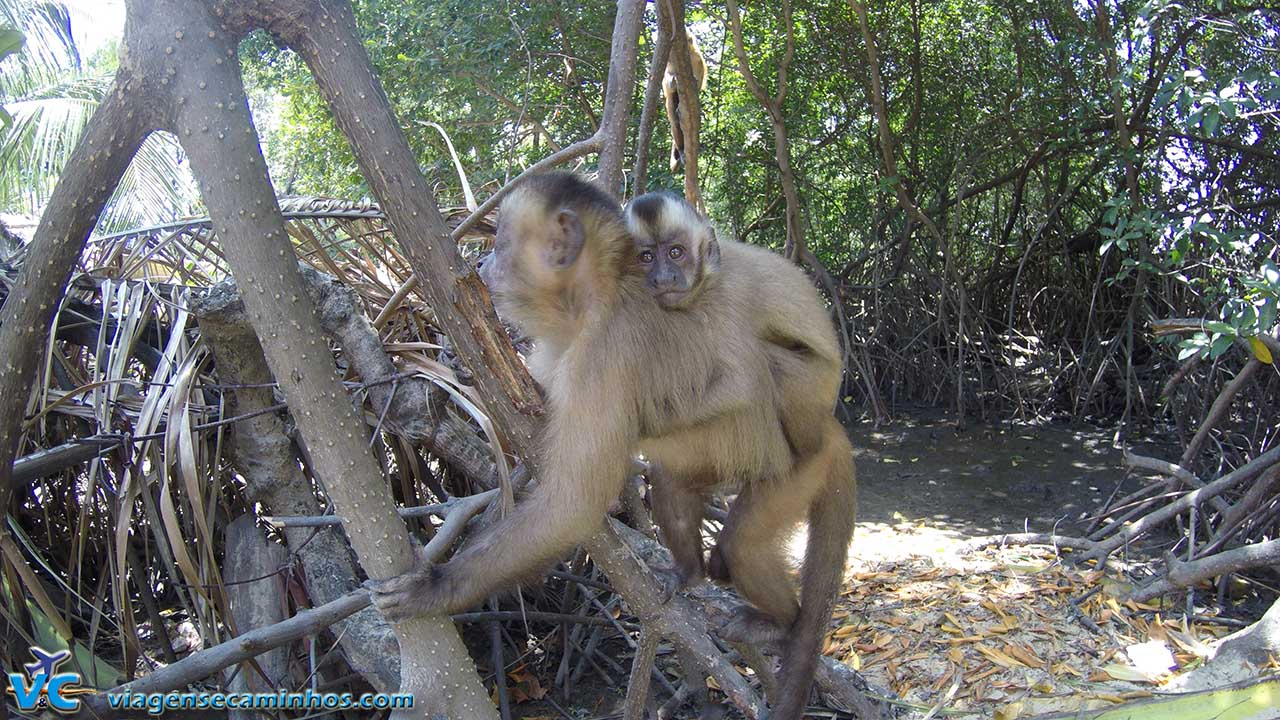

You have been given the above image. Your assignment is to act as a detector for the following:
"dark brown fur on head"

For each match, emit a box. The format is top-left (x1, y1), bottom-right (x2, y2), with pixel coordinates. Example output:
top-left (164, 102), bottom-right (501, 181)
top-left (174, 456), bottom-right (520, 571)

top-left (480, 172), bottom-right (633, 335)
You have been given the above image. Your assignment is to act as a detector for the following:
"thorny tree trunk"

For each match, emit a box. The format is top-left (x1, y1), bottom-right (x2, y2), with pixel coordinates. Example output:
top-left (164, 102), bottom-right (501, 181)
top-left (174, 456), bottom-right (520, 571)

top-left (169, 4), bottom-right (490, 715)
top-left (724, 0), bottom-right (803, 260)
top-left (195, 284), bottom-right (402, 691)
top-left (0, 0), bottom-right (492, 716)
top-left (0, 92), bottom-right (145, 512)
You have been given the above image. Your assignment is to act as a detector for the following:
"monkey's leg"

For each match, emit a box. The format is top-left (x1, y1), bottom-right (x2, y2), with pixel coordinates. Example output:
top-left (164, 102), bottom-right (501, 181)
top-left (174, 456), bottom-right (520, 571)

top-left (649, 462), bottom-right (707, 591)
top-left (664, 83), bottom-right (685, 172)
top-left (775, 419), bottom-right (857, 720)
top-left (713, 477), bottom-right (810, 636)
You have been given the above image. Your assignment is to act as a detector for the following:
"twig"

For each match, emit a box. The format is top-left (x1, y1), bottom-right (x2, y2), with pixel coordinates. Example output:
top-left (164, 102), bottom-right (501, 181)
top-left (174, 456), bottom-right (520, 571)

top-left (1134, 538), bottom-right (1280, 602)
top-left (1068, 587), bottom-right (1104, 636)
top-left (958, 532), bottom-right (1102, 554)
top-left (451, 610), bottom-right (615, 626)
top-left (423, 489), bottom-right (499, 564)
top-left (73, 591), bottom-right (371, 717)
top-left (263, 493), bottom-right (485, 528)
top-left (624, 628), bottom-right (661, 720)
top-left (1081, 447), bottom-right (1280, 563)
top-left (1124, 451), bottom-right (1200, 488)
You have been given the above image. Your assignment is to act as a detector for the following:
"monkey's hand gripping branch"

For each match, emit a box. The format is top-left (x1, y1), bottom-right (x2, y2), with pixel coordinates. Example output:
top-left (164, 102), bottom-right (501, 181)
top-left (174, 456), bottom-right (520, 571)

top-left (366, 489), bottom-right (499, 620)
top-left (370, 389), bottom-right (636, 620)
top-left (367, 555), bottom-right (456, 621)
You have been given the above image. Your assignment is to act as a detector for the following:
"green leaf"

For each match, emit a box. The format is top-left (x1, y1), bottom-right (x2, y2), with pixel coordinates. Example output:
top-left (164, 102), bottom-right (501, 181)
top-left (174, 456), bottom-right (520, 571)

top-left (1202, 107), bottom-right (1220, 135)
top-left (0, 27), bottom-right (24, 59)
top-left (1208, 334), bottom-right (1234, 358)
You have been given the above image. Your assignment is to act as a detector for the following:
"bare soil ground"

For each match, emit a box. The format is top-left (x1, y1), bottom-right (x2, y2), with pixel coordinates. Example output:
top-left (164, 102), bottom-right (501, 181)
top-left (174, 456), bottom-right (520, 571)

top-left (851, 414), bottom-right (1143, 558)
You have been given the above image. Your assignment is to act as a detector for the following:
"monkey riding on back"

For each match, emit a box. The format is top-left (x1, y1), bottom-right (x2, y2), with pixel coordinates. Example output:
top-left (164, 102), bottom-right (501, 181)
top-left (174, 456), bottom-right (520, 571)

top-left (369, 173), bottom-right (856, 720)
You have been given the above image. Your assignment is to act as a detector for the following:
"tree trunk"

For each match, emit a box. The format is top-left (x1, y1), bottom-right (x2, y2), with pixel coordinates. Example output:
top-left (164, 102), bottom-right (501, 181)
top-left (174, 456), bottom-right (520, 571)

top-left (222, 514), bottom-right (288, 720)
top-left (195, 285), bottom-right (402, 691)
top-left (0, 89), bottom-right (146, 511)
top-left (633, 19), bottom-right (672, 195)
top-left (596, 0), bottom-right (646, 197)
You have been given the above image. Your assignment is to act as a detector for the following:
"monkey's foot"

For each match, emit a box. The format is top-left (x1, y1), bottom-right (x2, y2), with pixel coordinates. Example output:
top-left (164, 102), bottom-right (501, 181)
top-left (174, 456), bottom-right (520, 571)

top-left (653, 565), bottom-right (702, 603)
top-left (716, 607), bottom-right (787, 646)
top-left (706, 545), bottom-right (731, 583)
top-left (365, 560), bottom-right (452, 621)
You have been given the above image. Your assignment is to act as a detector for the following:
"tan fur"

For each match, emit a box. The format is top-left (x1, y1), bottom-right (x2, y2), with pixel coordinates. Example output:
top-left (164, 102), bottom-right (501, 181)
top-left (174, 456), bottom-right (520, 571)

top-left (664, 34), bottom-right (708, 173)
top-left (370, 174), bottom-right (854, 720)
top-left (625, 193), bottom-right (857, 720)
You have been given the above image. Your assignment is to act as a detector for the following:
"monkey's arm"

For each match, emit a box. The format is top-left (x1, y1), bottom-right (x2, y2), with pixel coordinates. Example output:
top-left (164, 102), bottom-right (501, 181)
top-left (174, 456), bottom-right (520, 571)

top-left (369, 376), bottom-right (638, 619)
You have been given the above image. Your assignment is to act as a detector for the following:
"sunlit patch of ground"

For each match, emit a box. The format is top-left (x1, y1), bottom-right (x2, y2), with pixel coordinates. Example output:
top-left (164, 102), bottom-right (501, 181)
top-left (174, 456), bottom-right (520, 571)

top-left (829, 544), bottom-right (1250, 718)
top-left (818, 417), bottom-right (1254, 718)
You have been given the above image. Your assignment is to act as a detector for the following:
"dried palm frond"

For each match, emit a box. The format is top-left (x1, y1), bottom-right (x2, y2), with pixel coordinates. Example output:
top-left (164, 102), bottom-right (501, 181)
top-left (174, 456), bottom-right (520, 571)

top-left (3, 200), bottom-right (499, 678)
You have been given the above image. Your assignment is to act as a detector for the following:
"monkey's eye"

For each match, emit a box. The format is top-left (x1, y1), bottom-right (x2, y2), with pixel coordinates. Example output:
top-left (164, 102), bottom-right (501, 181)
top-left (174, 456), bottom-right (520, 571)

top-left (638, 250), bottom-right (655, 264)
top-left (668, 246), bottom-right (685, 260)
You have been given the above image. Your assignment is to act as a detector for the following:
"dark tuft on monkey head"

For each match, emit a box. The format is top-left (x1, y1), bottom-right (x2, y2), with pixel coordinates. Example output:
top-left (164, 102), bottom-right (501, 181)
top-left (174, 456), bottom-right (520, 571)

top-left (624, 192), bottom-right (721, 310)
top-left (481, 172), bottom-right (630, 332)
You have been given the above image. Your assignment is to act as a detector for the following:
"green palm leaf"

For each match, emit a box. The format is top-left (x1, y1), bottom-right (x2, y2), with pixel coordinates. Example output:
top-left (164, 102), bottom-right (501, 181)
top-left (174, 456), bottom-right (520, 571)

top-left (0, 0), bottom-right (195, 233)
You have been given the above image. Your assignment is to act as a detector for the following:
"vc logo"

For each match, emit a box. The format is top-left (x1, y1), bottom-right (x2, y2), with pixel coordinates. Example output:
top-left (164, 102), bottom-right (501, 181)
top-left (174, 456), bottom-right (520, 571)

top-left (6, 647), bottom-right (84, 713)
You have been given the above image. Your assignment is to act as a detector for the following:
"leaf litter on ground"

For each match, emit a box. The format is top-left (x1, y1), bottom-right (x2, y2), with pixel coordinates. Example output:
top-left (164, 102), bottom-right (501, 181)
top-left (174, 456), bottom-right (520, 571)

top-left (823, 544), bottom-right (1244, 718)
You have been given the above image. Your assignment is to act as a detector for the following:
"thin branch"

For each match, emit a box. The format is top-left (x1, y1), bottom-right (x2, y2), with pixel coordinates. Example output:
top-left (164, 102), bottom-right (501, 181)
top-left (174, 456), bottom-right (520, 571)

top-left (623, 628), bottom-right (660, 720)
top-left (1135, 537), bottom-right (1280, 602)
top-left (1082, 447), bottom-right (1280, 563)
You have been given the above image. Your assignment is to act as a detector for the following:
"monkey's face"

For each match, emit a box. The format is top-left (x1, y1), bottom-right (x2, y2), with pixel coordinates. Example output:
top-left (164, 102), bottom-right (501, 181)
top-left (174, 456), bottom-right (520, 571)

top-left (481, 190), bottom-right (586, 322)
top-left (626, 193), bottom-right (721, 310)
top-left (635, 228), bottom-right (719, 309)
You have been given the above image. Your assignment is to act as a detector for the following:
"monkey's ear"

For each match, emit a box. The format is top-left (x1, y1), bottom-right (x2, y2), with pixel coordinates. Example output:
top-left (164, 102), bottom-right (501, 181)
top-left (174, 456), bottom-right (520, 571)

top-left (704, 233), bottom-right (722, 272)
top-left (546, 209), bottom-right (586, 269)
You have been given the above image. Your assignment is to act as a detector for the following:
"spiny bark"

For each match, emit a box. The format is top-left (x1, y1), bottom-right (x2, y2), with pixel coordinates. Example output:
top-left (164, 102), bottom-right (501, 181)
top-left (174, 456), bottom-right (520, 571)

top-left (154, 2), bottom-right (490, 715)
top-left (195, 285), bottom-right (401, 691)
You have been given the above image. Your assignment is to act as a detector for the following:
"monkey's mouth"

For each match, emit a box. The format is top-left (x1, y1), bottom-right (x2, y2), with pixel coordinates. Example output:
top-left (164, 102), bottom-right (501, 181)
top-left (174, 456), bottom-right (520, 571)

top-left (654, 291), bottom-right (690, 308)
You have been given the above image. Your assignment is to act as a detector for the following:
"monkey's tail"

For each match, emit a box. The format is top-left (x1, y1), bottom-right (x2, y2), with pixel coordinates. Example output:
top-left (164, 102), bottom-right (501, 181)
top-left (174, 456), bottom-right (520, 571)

top-left (775, 422), bottom-right (857, 720)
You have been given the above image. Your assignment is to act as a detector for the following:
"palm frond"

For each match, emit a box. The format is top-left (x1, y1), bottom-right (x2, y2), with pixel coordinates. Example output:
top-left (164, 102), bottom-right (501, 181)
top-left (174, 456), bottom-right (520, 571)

top-left (0, 0), bottom-right (77, 83)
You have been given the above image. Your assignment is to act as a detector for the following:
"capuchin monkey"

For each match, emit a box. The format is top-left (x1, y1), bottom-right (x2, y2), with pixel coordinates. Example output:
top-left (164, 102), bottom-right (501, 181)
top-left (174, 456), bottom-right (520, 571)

top-left (664, 33), bottom-right (707, 173)
top-left (369, 173), bottom-right (855, 720)
top-left (625, 188), bottom-right (855, 625)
